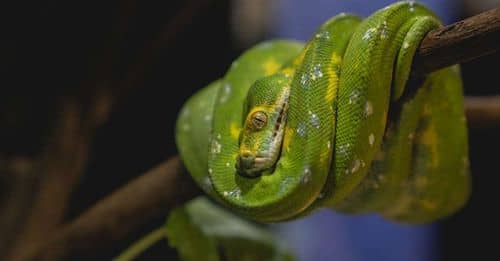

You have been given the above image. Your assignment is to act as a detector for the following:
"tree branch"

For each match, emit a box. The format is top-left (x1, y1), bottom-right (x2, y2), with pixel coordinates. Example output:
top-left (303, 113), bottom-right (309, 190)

top-left (465, 96), bottom-right (500, 128)
top-left (413, 7), bottom-right (500, 75)
top-left (23, 156), bottom-right (202, 260)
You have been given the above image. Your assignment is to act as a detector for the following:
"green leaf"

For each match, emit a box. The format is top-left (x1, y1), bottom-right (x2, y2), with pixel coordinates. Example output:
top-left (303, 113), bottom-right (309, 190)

top-left (165, 197), bottom-right (295, 261)
top-left (166, 201), bottom-right (219, 261)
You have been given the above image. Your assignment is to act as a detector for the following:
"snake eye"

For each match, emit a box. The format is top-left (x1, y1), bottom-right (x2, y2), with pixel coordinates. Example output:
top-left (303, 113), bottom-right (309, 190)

top-left (250, 111), bottom-right (267, 130)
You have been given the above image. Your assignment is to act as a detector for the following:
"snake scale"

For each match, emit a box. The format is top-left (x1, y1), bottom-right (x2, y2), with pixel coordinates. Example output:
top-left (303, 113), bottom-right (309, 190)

top-left (176, 1), bottom-right (470, 223)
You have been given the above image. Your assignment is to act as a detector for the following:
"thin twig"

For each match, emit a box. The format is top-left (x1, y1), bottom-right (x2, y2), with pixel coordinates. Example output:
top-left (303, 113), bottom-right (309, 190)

top-left (114, 226), bottom-right (168, 261)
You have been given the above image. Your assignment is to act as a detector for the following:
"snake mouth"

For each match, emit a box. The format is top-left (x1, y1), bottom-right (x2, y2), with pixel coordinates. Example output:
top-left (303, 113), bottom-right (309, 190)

top-left (237, 118), bottom-right (288, 178)
top-left (236, 155), bottom-right (274, 178)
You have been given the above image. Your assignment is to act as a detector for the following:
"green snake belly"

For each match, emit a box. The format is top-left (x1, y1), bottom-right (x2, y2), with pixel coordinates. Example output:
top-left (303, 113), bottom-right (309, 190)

top-left (175, 1), bottom-right (470, 223)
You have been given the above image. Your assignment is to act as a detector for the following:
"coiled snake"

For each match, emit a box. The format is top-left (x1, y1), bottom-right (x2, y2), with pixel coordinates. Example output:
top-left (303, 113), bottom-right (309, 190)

top-left (176, 1), bottom-right (470, 223)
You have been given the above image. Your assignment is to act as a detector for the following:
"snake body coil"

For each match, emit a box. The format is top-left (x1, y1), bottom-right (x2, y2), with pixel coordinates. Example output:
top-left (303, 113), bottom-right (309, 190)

top-left (176, 1), bottom-right (470, 223)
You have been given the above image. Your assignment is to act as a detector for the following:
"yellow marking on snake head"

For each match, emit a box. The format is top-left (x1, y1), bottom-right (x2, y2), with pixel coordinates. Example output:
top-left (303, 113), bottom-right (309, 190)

top-left (263, 58), bottom-right (281, 75)
top-left (230, 122), bottom-right (241, 139)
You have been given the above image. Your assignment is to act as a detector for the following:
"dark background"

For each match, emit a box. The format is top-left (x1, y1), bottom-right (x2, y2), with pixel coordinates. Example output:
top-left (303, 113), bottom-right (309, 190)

top-left (1, 0), bottom-right (499, 260)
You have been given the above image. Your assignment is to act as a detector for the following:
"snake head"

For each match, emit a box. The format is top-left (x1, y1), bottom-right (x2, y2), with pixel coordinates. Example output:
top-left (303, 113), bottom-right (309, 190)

top-left (236, 74), bottom-right (290, 177)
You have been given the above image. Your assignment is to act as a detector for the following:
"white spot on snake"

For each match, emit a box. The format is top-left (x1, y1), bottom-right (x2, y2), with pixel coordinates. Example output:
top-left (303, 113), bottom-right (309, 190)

top-left (309, 111), bottom-right (321, 129)
top-left (231, 61), bottom-right (239, 68)
top-left (296, 122), bottom-right (307, 137)
top-left (302, 167), bottom-right (312, 184)
top-left (311, 64), bottom-right (323, 80)
top-left (315, 31), bottom-right (330, 40)
top-left (362, 27), bottom-right (377, 41)
top-left (351, 159), bottom-right (361, 173)
top-left (211, 140), bottom-right (221, 154)
top-left (408, 132), bottom-right (415, 141)
top-left (216, 133), bottom-right (221, 140)
top-left (364, 101), bottom-right (373, 117)
top-left (208, 168), bottom-right (213, 174)
top-left (223, 191), bottom-right (229, 196)
top-left (349, 89), bottom-right (362, 105)
top-left (327, 140), bottom-right (331, 149)
top-left (369, 133), bottom-right (375, 146)
top-left (318, 192), bottom-right (326, 199)
top-left (339, 12), bottom-right (347, 17)
top-left (204, 114), bottom-right (212, 122)
top-left (300, 74), bottom-right (310, 89)
top-left (279, 177), bottom-right (295, 195)
top-left (225, 162), bottom-right (230, 167)
top-left (338, 143), bottom-right (351, 158)
top-left (408, 1), bottom-right (416, 11)
top-left (403, 42), bottom-right (410, 49)
top-left (380, 21), bottom-right (389, 39)
top-left (227, 189), bottom-right (241, 199)
top-left (181, 123), bottom-right (190, 131)
top-left (361, 160), bottom-right (366, 168)
top-left (218, 83), bottom-right (232, 104)
top-left (181, 108), bottom-right (190, 118)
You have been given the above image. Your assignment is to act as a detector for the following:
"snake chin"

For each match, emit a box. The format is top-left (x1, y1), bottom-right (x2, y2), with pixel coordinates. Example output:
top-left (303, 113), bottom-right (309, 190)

top-left (236, 155), bottom-right (275, 178)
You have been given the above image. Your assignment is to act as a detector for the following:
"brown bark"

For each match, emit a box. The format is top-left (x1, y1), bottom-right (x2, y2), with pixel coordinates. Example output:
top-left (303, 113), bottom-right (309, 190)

top-left (413, 7), bottom-right (500, 75)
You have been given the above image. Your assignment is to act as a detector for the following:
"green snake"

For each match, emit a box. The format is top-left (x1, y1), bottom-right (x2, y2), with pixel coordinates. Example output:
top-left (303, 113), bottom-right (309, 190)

top-left (176, 1), bottom-right (470, 223)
